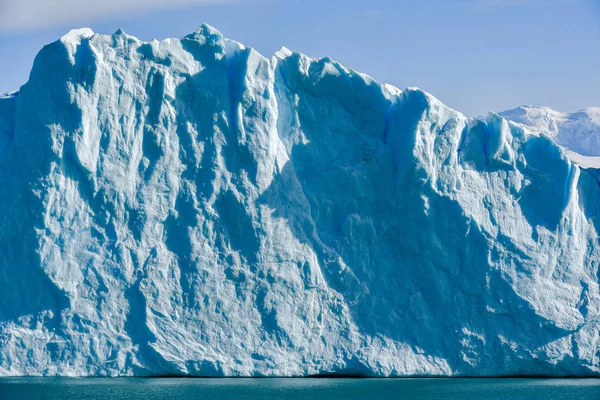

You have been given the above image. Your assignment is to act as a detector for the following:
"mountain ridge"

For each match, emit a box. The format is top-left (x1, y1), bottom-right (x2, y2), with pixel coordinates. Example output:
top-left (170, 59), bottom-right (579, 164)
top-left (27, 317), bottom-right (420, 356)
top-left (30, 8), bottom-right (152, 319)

top-left (499, 105), bottom-right (600, 159)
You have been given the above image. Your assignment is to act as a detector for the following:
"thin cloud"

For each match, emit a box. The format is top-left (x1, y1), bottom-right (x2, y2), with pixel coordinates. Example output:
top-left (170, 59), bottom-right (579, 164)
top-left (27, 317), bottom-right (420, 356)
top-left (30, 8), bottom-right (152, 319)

top-left (0, 0), bottom-right (242, 32)
top-left (474, 0), bottom-right (573, 8)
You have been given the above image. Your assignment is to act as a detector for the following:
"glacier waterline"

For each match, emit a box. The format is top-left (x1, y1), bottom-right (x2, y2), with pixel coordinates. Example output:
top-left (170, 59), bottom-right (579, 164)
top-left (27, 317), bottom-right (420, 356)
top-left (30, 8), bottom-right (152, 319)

top-left (0, 24), bottom-right (599, 377)
top-left (1, 378), bottom-right (600, 400)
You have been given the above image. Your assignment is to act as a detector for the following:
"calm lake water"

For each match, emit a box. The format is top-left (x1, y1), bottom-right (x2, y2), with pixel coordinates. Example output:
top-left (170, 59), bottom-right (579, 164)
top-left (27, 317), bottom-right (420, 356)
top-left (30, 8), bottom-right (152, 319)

top-left (0, 377), bottom-right (598, 400)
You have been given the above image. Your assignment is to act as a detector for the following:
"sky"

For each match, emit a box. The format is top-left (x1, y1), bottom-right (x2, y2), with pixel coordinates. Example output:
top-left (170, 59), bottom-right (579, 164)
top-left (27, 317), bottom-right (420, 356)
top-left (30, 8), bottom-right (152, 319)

top-left (0, 0), bottom-right (599, 116)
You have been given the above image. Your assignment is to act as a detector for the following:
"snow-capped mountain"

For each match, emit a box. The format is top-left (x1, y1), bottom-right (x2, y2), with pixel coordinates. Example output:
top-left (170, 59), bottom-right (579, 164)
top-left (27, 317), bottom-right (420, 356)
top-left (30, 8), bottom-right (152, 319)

top-left (500, 105), bottom-right (600, 157)
top-left (0, 25), bottom-right (599, 377)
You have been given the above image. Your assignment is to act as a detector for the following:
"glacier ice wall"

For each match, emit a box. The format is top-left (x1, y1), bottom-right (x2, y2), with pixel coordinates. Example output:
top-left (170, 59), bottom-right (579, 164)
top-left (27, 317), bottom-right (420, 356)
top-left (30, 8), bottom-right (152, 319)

top-left (0, 25), bottom-right (599, 377)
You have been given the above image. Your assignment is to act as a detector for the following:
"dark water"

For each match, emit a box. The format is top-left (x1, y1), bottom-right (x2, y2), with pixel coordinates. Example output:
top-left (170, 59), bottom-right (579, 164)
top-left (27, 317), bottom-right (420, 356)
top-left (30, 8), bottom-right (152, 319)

top-left (0, 378), bottom-right (599, 400)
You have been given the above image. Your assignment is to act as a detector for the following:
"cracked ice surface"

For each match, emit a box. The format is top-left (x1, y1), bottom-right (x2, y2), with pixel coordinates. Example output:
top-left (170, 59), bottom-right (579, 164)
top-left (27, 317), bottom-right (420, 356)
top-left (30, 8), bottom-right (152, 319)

top-left (0, 24), bottom-right (599, 377)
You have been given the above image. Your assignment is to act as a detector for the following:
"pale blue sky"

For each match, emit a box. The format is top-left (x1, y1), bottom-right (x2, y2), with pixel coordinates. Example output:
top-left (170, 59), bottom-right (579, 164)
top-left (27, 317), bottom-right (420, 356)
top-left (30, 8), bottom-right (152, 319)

top-left (0, 0), bottom-right (599, 116)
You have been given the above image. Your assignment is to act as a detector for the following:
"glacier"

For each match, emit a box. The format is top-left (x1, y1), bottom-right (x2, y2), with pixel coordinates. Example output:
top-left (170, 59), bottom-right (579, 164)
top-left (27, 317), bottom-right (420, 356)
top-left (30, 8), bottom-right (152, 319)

top-left (0, 24), bottom-right (599, 377)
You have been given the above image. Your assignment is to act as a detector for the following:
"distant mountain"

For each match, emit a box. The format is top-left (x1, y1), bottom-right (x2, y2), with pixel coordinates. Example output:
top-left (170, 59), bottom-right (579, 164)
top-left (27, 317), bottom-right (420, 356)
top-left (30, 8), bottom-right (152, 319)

top-left (500, 105), bottom-right (600, 157)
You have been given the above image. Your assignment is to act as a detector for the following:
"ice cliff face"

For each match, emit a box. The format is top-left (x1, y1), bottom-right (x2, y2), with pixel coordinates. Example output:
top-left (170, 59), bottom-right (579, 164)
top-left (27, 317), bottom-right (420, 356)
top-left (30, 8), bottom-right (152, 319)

top-left (0, 25), bottom-right (599, 377)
